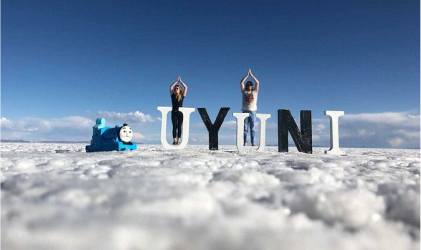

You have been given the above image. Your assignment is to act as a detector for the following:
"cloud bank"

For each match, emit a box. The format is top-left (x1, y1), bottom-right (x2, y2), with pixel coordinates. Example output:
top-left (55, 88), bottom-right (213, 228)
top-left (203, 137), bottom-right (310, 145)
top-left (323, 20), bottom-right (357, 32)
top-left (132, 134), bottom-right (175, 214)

top-left (94, 111), bottom-right (158, 123)
top-left (1, 110), bottom-right (159, 142)
top-left (1, 116), bottom-right (94, 141)
top-left (341, 112), bottom-right (419, 148)
top-left (309, 112), bottom-right (419, 148)
top-left (1, 111), bottom-right (419, 148)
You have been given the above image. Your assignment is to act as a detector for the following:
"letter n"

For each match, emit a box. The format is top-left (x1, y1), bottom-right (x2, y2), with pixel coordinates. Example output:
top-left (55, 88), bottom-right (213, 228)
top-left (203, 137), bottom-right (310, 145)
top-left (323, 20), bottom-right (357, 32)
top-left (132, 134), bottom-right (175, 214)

top-left (278, 109), bottom-right (312, 154)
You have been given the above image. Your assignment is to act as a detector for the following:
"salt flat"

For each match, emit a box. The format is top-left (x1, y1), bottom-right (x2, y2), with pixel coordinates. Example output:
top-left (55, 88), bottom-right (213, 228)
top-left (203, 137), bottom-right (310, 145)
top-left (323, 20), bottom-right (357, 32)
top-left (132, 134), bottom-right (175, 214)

top-left (1, 143), bottom-right (419, 250)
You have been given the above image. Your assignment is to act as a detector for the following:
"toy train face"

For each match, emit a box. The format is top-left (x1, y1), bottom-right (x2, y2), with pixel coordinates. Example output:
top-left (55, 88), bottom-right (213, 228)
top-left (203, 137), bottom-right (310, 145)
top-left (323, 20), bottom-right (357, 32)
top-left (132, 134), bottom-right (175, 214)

top-left (119, 125), bottom-right (133, 143)
top-left (86, 118), bottom-right (137, 152)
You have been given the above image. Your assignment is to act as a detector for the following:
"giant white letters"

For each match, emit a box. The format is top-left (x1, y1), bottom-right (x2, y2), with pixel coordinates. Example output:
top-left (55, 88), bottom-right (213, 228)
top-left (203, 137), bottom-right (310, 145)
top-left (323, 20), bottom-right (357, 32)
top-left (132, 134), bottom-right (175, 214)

top-left (156, 106), bottom-right (346, 155)
top-left (232, 113), bottom-right (271, 154)
top-left (157, 107), bottom-right (195, 150)
top-left (256, 114), bottom-right (271, 152)
top-left (233, 113), bottom-right (249, 154)
top-left (324, 111), bottom-right (346, 155)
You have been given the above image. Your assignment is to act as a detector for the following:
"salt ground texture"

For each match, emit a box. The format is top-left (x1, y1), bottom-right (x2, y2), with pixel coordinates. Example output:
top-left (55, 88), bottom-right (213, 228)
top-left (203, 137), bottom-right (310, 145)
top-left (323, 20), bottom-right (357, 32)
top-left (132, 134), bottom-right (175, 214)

top-left (1, 143), bottom-right (420, 250)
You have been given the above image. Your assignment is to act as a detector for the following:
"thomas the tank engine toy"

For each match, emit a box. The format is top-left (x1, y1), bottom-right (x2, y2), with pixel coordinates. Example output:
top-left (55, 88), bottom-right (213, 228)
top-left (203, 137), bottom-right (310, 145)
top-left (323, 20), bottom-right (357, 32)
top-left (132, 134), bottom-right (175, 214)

top-left (86, 118), bottom-right (137, 152)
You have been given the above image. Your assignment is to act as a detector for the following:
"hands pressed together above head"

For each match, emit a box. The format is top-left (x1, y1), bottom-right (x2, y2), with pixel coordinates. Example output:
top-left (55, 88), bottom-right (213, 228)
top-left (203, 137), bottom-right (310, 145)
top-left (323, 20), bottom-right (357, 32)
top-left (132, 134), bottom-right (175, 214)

top-left (240, 69), bottom-right (259, 92)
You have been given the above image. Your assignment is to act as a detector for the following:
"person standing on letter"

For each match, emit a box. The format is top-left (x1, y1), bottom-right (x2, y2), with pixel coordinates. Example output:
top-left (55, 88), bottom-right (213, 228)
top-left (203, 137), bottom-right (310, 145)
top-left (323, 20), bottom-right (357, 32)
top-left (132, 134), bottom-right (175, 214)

top-left (240, 69), bottom-right (259, 146)
top-left (170, 76), bottom-right (188, 145)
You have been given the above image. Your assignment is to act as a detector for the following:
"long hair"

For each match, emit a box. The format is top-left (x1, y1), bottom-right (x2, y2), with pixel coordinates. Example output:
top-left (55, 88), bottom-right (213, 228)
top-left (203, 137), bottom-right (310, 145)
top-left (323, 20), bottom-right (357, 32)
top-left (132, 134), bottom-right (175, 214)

top-left (175, 85), bottom-right (183, 101)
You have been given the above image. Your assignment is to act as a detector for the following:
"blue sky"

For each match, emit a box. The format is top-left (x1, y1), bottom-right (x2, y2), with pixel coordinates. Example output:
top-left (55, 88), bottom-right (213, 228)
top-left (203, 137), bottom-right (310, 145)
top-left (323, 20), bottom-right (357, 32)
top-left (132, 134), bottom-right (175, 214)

top-left (2, 0), bottom-right (420, 148)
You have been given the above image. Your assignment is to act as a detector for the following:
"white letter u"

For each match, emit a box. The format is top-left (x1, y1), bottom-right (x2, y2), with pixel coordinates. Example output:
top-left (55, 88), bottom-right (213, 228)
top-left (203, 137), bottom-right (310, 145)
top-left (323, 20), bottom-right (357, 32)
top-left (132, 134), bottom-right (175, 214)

top-left (233, 113), bottom-right (271, 154)
top-left (157, 107), bottom-right (195, 149)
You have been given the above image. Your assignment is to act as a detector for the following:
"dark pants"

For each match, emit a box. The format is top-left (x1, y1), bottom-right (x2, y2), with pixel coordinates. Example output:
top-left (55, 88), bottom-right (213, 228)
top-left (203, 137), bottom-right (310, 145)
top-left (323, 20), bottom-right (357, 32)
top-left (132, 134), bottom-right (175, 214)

top-left (171, 111), bottom-right (183, 138)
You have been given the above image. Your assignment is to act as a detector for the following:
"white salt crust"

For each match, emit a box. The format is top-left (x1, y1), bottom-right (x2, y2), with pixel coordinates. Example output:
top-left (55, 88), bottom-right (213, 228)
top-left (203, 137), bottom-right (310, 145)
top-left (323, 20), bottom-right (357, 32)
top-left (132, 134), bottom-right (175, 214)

top-left (1, 143), bottom-right (419, 250)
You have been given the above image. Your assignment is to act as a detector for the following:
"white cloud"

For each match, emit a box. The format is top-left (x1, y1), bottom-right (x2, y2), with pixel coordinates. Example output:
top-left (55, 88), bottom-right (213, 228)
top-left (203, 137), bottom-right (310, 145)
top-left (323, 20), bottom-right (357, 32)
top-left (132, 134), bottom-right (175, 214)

top-left (133, 132), bottom-right (145, 140)
top-left (388, 137), bottom-right (404, 148)
top-left (220, 120), bottom-right (237, 130)
top-left (95, 111), bottom-right (157, 123)
top-left (312, 112), bottom-right (420, 148)
top-left (1, 116), bottom-right (94, 141)
top-left (342, 112), bottom-right (420, 127)
top-left (1, 110), bottom-right (158, 142)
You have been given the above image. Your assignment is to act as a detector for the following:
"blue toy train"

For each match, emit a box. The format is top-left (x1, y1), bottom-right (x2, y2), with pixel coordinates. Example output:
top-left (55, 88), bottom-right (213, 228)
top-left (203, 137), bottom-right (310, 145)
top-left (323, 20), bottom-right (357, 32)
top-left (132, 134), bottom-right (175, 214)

top-left (86, 118), bottom-right (137, 152)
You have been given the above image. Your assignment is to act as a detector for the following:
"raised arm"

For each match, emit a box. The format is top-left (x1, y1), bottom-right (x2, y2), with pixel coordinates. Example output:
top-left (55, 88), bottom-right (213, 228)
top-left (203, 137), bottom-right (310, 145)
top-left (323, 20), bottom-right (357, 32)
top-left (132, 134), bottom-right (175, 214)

top-left (179, 78), bottom-right (188, 97)
top-left (240, 71), bottom-right (250, 91)
top-left (249, 70), bottom-right (259, 92)
top-left (169, 77), bottom-right (180, 95)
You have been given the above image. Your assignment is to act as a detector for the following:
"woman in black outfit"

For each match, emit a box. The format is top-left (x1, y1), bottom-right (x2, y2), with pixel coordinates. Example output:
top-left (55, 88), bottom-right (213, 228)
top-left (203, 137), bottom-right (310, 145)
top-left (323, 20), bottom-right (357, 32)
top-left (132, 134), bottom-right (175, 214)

top-left (170, 76), bottom-right (188, 145)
